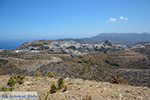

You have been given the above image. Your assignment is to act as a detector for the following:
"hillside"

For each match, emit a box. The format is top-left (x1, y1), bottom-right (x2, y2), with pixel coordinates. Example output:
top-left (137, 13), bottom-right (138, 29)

top-left (1, 51), bottom-right (150, 88)
top-left (0, 75), bottom-right (150, 100)
top-left (1, 39), bottom-right (150, 100)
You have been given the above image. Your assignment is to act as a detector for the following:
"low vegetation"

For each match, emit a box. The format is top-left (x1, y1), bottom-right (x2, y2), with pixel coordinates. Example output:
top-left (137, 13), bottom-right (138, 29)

top-left (47, 71), bottom-right (55, 78)
top-left (7, 74), bottom-right (25, 86)
top-left (82, 95), bottom-right (92, 100)
top-left (0, 86), bottom-right (14, 92)
top-left (50, 77), bottom-right (65, 94)
top-left (57, 77), bottom-right (64, 89)
top-left (108, 72), bottom-right (129, 85)
top-left (35, 71), bottom-right (41, 77)
top-left (0, 50), bottom-right (11, 55)
top-left (50, 82), bottom-right (58, 93)
top-left (66, 52), bottom-right (119, 68)
top-left (0, 59), bottom-right (9, 64)
top-left (0, 74), bottom-right (25, 91)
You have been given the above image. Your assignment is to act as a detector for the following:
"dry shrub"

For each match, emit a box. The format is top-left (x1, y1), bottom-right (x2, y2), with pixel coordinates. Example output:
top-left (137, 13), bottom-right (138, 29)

top-left (50, 82), bottom-right (58, 93)
top-left (83, 95), bottom-right (92, 100)
top-left (63, 84), bottom-right (67, 92)
top-left (57, 77), bottom-right (64, 89)
top-left (35, 71), bottom-right (41, 77)
top-left (108, 72), bottom-right (129, 85)
top-left (44, 77), bottom-right (48, 80)
top-left (47, 71), bottom-right (55, 78)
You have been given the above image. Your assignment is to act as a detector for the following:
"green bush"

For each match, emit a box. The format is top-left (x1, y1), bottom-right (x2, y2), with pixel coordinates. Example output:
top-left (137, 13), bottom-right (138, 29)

top-left (18, 80), bottom-right (24, 84)
top-left (47, 71), bottom-right (54, 78)
top-left (7, 75), bottom-right (25, 86)
top-left (52, 71), bottom-right (55, 74)
top-left (0, 87), bottom-right (7, 91)
top-left (44, 77), bottom-right (48, 80)
top-left (13, 75), bottom-right (17, 79)
top-left (57, 77), bottom-right (64, 89)
top-left (20, 76), bottom-right (25, 80)
top-left (17, 74), bottom-right (21, 79)
top-left (7, 86), bottom-right (14, 91)
top-left (0, 86), bottom-right (14, 91)
top-left (9, 76), bottom-right (13, 80)
top-left (35, 71), bottom-right (41, 77)
top-left (7, 78), bottom-right (16, 86)
top-left (50, 82), bottom-right (57, 93)
top-left (1, 75), bottom-right (25, 91)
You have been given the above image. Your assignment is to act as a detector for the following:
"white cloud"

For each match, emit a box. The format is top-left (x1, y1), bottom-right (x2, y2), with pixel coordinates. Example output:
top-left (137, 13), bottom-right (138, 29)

top-left (107, 18), bottom-right (117, 22)
top-left (119, 16), bottom-right (128, 20)
top-left (120, 16), bottom-right (124, 20)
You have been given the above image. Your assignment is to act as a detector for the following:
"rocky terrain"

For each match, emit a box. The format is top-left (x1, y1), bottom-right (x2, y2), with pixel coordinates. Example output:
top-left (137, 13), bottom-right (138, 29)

top-left (0, 51), bottom-right (150, 87)
top-left (0, 75), bottom-right (150, 100)
top-left (107, 50), bottom-right (150, 69)
top-left (0, 40), bottom-right (150, 100)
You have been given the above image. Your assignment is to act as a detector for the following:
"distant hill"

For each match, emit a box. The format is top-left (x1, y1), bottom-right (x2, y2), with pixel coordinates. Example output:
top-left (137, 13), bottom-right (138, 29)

top-left (59, 33), bottom-right (150, 45)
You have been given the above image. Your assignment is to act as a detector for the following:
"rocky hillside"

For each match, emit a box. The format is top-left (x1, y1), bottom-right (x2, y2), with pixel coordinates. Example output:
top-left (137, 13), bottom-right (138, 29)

top-left (0, 75), bottom-right (150, 100)
top-left (107, 50), bottom-right (150, 69)
top-left (0, 51), bottom-right (150, 87)
top-left (17, 40), bottom-right (54, 50)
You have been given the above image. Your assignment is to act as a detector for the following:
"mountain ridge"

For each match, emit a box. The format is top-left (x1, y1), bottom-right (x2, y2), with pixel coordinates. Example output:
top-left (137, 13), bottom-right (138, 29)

top-left (58, 33), bottom-right (150, 45)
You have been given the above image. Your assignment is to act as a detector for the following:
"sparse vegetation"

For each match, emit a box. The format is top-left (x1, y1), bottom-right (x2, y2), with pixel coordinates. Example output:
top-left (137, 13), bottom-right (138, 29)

top-left (18, 80), bottom-right (24, 84)
top-left (49, 77), bottom-right (66, 94)
top-left (7, 77), bottom-right (16, 86)
top-left (67, 52), bottom-right (119, 68)
top-left (57, 77), bottom-right (64, 89)
top-left (78, 55), bottom-right (83, 59)
top-left (52, 71), bottom-right (55, 74)
top-left (0, 86), bottom-right (14, 92)
top-left (0, 75), bottom-right (25, 92)
top-left (7, 86), bottom-right (14, 91)
top-left (7, 74), bottom-right (25, 86)
top-left (63, 84), bottom-right (67, 92)
top-left (0, 59), bottom-right (9, 64)
top-left (0, 38), bottom-right (150, 99)
top-left (0, 87), bottom-right (7, 91)
top-left (44, 92), bottom-right (49, 100)
top-left (108, 72), bottom-right (129, 85)
top-left (0, 50), bottom-right (11, 55)
top-left (83, 95), bottom-right (92, 100)
top-left (50, 82), bottom-right (58, 93)
top-left (20, 76), bottom-right (25, 80)
top-left (68, 78), bottom-right (72, 81)
top-left (44, 77), bottom-right (48, 80)
top-left (35, 71), bottom-right (41, 77)
top-left (47, 71), bottom-right (55, 78)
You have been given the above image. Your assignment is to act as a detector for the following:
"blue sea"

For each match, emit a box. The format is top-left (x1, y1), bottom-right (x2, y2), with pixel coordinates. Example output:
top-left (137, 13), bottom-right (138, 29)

top-left (0, 40), bottom-right (29, 50)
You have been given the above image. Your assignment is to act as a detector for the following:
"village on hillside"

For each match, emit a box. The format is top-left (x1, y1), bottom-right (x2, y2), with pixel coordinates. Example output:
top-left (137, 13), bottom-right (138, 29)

top-left (0, 40), bottom-right (150, 100)
top-left (10, 40), bottom-right (129, 55)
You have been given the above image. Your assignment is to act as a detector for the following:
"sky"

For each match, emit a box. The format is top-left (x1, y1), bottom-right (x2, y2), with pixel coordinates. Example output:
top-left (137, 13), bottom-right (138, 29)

top-left (0, 0), bottom-right (150, 41)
